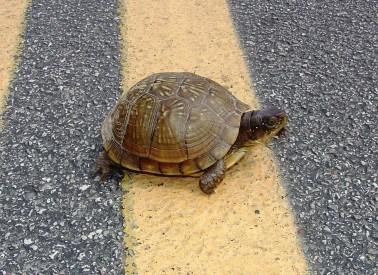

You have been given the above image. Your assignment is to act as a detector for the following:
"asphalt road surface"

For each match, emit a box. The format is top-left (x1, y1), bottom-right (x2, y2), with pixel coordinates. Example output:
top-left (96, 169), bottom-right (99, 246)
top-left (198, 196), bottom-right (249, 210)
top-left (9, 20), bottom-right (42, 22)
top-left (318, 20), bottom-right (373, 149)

top-left (0, 0), bottom-right (124, 273)
top-left (0, 0), bottom-right (377, 274)
top-left (229, 0), bottom-right (377, 274)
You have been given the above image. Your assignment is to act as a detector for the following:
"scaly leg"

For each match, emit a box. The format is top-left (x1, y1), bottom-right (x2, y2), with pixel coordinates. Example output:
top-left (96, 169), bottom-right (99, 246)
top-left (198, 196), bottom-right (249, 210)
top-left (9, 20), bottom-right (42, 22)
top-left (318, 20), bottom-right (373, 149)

top-left (199, 159), bottom-right (226, 194)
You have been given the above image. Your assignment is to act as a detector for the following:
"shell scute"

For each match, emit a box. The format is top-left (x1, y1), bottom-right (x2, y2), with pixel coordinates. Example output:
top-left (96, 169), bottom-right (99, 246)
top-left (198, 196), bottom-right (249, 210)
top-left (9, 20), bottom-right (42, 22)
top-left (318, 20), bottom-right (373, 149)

top-left (185, 104), bottom-right (223, 159)
top-left (205, 88), bottom-right (236, 118)
top-left (122, 93), bottom-right (158, 157)
top-left (149, 97), bottom-right (189, 162)
top-left (149, 80), bottom-right (177, 99)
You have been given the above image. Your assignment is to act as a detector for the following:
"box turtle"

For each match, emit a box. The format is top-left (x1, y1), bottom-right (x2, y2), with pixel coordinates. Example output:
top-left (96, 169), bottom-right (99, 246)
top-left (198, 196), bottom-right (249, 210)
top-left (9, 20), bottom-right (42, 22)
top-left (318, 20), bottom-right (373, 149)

top-left (97, 72), bottom-right (287, 194)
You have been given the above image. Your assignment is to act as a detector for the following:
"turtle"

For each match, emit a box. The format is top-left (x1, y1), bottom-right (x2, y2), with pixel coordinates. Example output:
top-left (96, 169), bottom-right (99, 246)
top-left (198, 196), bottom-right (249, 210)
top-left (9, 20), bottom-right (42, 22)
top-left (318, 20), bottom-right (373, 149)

top-left (97, 72), bottom-right (287, 194)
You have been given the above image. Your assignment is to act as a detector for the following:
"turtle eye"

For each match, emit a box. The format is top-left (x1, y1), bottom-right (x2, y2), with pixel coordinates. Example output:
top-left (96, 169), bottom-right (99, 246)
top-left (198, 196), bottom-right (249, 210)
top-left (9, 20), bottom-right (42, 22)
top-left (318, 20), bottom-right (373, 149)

top-left (266, 116), bottom-right (278, 127)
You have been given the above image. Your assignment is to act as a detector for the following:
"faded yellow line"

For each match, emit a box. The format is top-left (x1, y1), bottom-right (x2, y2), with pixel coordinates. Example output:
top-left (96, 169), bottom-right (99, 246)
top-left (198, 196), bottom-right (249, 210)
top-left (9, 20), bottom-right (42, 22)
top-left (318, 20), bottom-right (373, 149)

top-left (120, 0), bottom-right (308, 274)
top-left (0, 0), bottom-right (30, 128)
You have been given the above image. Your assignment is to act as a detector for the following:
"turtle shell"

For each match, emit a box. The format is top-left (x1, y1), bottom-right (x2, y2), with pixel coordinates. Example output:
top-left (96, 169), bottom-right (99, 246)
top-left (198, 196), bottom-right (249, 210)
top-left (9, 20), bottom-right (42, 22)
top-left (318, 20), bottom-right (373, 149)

top-left (101, 72), bottom-right (249, 175)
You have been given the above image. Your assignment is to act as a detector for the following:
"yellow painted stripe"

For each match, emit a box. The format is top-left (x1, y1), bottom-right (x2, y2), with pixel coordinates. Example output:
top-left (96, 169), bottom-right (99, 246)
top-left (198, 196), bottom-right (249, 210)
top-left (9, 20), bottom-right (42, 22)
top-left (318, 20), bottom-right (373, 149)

top-left (0, 0), bottom-right (30, 128)
top-left (120, 0), bottom-right (308, 274)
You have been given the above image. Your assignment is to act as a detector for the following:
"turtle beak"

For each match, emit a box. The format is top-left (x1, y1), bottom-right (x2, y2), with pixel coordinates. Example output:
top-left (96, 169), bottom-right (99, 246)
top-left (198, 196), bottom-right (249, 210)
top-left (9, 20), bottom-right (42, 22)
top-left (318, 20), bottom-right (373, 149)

top-left (275, 127), bottom-right (287, 138)
top-left (273, 111), bottom-right (288, 139)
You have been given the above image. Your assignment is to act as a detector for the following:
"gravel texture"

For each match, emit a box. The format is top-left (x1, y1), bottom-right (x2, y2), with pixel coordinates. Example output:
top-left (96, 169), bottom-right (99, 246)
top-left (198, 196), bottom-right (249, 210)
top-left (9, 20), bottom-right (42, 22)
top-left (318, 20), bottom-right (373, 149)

top-left (228, 0), bottom-right (377, 274)
top-left (0, 0), bottom-right (124, 273)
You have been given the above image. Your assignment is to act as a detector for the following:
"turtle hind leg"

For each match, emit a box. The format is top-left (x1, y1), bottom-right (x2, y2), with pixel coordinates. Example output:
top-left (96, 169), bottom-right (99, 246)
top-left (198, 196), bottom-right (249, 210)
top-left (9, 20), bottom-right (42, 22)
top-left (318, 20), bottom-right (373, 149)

top-left (199, 159), bottom-right (226, 194)
top-left (96, 151), bottom-right (118, 181)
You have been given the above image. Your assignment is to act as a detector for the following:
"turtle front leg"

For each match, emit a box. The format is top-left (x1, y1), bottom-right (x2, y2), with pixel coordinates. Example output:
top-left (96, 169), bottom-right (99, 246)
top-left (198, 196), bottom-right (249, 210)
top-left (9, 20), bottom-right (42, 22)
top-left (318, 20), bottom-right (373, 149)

top-left (199, 159), bottom-right (226, 194)
top-left (96, 151), bottom-right (117, 181)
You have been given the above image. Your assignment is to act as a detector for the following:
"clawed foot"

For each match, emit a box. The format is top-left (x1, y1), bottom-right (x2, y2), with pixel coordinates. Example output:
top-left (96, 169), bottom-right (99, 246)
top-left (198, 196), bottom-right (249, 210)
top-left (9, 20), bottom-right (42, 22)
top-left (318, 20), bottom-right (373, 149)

top-left (199, 160), bottom-right (225, 195)
top-left (199, 176), bottom-right (222, 194)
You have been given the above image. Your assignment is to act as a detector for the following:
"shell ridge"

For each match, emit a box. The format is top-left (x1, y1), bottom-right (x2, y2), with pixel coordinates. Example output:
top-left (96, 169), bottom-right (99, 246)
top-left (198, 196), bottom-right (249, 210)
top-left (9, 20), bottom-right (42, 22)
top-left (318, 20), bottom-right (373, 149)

top-left (118, 101), bottom-right (132, 157)
top-left (147, 99), bottom-right (161, 157)
top-left (182, 105), bottom-right (192, 159)
top-left (199, 83), bottom-right (212, 105)
top-left (140, 83), bottom-right (160, 153)
top-left (177, 76), bottom-right (192, 160)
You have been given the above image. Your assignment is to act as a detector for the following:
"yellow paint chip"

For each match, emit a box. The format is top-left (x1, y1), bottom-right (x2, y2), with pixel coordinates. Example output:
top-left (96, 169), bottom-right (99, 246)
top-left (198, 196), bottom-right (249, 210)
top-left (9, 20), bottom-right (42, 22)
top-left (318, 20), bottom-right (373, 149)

top-left (120, 0), bottom-right (308, 274)
top-left (0, 0), bottom-right (30, 128)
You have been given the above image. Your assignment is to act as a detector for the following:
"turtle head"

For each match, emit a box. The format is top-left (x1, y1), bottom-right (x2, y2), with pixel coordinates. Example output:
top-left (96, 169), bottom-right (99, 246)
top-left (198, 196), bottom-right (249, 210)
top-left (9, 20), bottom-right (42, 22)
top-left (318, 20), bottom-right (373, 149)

top-left (241, 106), bottom-right (288, 145)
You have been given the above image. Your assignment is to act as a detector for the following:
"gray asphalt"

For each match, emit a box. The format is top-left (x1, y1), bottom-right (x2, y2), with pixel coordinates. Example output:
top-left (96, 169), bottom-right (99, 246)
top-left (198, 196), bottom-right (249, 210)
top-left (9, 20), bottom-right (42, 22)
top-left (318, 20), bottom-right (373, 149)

top-left (0, 0), bottom-right (124, 274)
top-left (228, 0), bottom-right (377, 274)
